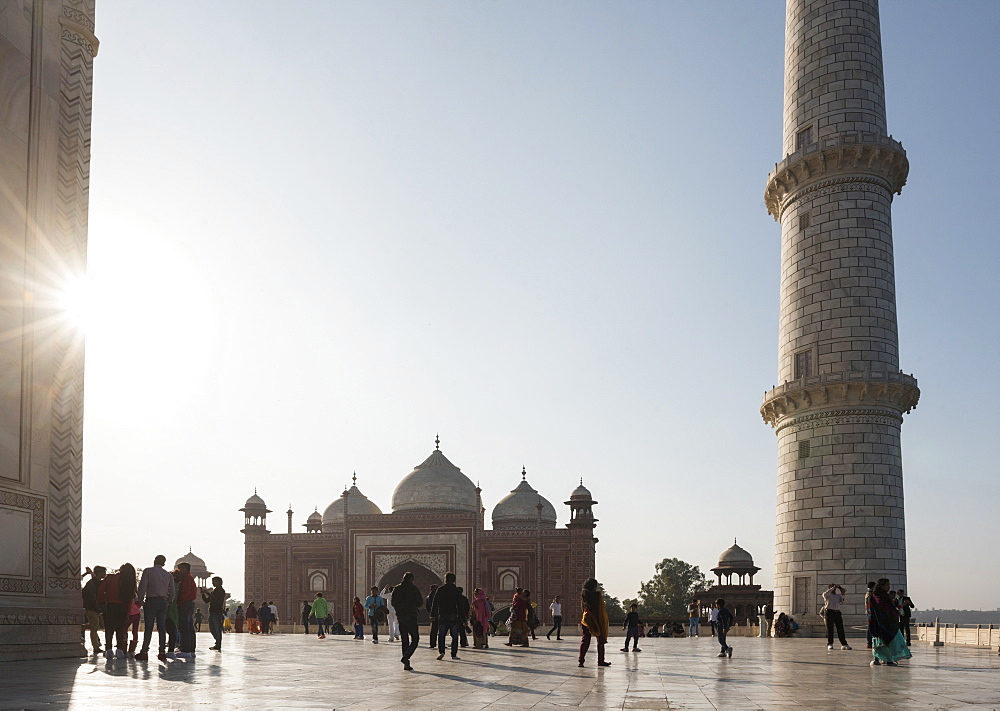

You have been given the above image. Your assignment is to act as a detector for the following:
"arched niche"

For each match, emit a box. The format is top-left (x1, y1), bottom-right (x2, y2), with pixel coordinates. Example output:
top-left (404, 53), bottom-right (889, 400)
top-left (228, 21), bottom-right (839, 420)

top-left (377, 560), bottom-right (443, 624)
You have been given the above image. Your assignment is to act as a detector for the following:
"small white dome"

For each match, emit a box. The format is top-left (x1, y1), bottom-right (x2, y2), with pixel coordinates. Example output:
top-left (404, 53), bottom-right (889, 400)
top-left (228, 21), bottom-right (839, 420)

top-left (492, 473), bottom-right (557, 529)
top-left (570, 481), bottom-right (593, 500)
top-left (717, 540), bottom-right (754, 567)
top-left (391, 446), bottom-right (477, 514)
top-left (306, 509), bottom-right (322, 523)
top-left (244, 492), bottom-right (266, 507)
top-left (322, 484), bottom-right (382, 529)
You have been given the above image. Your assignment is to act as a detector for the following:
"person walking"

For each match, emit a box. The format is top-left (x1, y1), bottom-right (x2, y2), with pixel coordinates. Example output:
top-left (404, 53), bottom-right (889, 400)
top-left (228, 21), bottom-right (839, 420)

top-left (472, 588), bottom-right (491, 649)
top-left (457, 586), bottom-right (471, 648)
top-left (715, 598), bottom-right (734, 659)
top-left (311, 593), bottom-right (329, 639)
top-left (97, 563), bottom-right (136, 659)
top-left (234, 606), bottom-right (244, 633)
top-left (431, 572), bottom-right (462, 660)
top-left (201, 576), bottom-right (228, 652)
top-left (547, 595), bottom-right (563, 640)
top-left (176, 562), bottom-right (198, 658)
top-left (82, 566), bottom-right (106, 655)
top-left (524, 590), bottom-right (539, 641)
top-left (864, 581), bottom-right (876, 648)
top-left (268, 601), bottom-right (279, 631)
top-left (621, 603), bottom-right (643, 652)
top-left (687, 599), bottom-right (701, 638)
top-left (822, 583), bottom-right (852, 650)
top-left (579, 578), bottom-right (610, 668)
top-left (761, 602), bottom-right (774, 638)
top-left (164, 569), bottom-right (182, 659)
top-left (426, 584), bottom-right (439, 648)
top-left (364, 586), bottom-right (385, 644)
top-left (301, 600), bottom-right (312, 634)
top-left (896, 589), bottom-right (914, 645)
top-left (195, 608), bottom-right (204, 632)
top-left (246, 602), bottom-right (258, 634)
top-left (134, 555), bottom-right (176, 662)
top-left (258, 602), bottom-right (271, 634)
top-left (381, 585), bottom-right (399, 642)
top-left (352, 597), bottom-right (365, 639)
top-left (392, 571), bottom-right (424, 670)
top-left (868, 579), bottom-right (911, 667)
top-left (505, 589), bottom-right (530, 648)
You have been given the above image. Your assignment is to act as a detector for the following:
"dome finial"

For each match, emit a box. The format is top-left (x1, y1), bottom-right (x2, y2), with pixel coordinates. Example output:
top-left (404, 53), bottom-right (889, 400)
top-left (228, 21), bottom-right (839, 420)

top-left (189, 546), bottom-right (192, 554)
top-left (352, 471), bottom-right (357, 486)
top-left (435, 433), bottom-right (440, 450)
top-left (580, 477), bottom-right (583, 486)
top-left (254, 487), bottom-right (257, 495)
top-left (734, 537), bottom-right (737, 545)
top-left (522, 465), bottom-right (526, 481)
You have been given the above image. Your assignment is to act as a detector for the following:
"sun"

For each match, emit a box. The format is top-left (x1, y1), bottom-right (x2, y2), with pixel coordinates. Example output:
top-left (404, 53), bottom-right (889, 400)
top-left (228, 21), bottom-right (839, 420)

top-left (56, 275), bottom-right (91, 330)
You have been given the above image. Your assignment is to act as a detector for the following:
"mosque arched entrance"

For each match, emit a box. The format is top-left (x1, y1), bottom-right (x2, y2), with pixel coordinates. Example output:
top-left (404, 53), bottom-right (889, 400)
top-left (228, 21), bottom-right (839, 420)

top-left (377, 560), bottom-right (442, 623)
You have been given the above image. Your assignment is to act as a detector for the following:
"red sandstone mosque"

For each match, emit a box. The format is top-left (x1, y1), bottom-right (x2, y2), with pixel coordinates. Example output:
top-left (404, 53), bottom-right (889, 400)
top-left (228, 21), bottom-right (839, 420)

top-left (240, 438), bottom-right (598, 625)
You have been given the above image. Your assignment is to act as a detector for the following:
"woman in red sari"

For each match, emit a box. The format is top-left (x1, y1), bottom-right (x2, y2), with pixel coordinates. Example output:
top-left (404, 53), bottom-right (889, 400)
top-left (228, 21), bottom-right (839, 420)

top-left (471, 588), bottom-right (492, 649)
top-left (245, 601), bottom-right (259, 634)
top-left (505, 589), bottom-right (530, 647)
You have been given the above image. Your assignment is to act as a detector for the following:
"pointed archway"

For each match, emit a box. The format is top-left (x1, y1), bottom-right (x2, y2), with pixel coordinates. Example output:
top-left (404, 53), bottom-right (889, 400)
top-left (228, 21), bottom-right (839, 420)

top-left (377, 560), bottom-right (443, 624)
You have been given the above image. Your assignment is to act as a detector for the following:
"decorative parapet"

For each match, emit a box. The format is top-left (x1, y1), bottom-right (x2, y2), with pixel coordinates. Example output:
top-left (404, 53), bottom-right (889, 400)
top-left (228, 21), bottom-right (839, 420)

top-left (59, 7), bottom-right (100, 57)
top-left (760, 370), bottom-right (919, 427)
top-left (764, 133), bottom-right (908, 221)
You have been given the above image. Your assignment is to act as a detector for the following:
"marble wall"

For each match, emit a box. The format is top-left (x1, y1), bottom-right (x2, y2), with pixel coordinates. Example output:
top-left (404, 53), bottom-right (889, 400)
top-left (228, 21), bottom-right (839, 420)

top-left (0, 0), bottom-right (96, 661)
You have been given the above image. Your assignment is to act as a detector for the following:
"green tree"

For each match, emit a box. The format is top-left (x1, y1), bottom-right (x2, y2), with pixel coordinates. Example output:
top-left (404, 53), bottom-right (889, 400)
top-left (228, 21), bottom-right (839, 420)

top-left (628, 558), bottom-right (708, 617)
top-left (602, 591), bottom-right (624, 619)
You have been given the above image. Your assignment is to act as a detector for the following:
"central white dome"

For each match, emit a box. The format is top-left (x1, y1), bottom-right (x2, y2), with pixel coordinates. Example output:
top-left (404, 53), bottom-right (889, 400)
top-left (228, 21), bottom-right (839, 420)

top-left (392, 447), bottom-right (478, 514)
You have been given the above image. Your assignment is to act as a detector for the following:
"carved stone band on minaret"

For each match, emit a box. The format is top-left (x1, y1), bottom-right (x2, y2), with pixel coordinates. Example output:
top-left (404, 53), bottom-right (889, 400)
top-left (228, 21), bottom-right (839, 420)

top-left (761, 370), bottom-right (919, 429)
top-left (764, 133), bottom-right (908, 221)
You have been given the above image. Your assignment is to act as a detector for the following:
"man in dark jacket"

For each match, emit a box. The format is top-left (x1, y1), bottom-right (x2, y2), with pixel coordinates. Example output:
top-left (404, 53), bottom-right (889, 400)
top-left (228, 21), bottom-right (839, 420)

top-left (82, 566), bottom-right (106, 655)
top-left (457, 587), bottom-right (471, 647)
top-left (200, 577), bottom-right (228, 651)
top-left (392, 572), bottom-right (424, 670)
top-left (430, 572), bottom-right (461, 660)
top-left (426, 584), bottom-right (439, 648)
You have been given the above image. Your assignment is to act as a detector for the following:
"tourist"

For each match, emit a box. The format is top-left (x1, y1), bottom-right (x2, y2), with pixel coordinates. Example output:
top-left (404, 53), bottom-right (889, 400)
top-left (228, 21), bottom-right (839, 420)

top-left (426, 584), bottom-right (439, 648)
top-left (647, 622), bottom-right (661, 638)
top-left (578, 578), bottom-right (610, 668)
top-left (896, 589), bottom-right (914, 645)
top-left (311, 593), bottom-right (329, 639)
top-left (135, 555), bottom-right (176, 662)
top-left (392, 571), bottom-right (424, 670)
top-left (457, 586), bottom-right (471, 647)
top-left (352, 596), bottom-right (365, 639)
top-left (81, 565), bottom-right (106, 655)
top-left (547, 595), bottom-right (563, 640)
top-left (164, 569), bottom-right (182, 658)
top-left (504, 589), bottom-right (530, 648)
top-left (258, 601), bottom-right (271, 634)
top-left (97, 562), bottom-right (136, 659)
top-left (246, 602), bottom-right (259, 634)
top-left (761, 602), bottom-right (774, 638)
top-left (822, 583), bottom-right (851, 650)
top-left (201, 576), bottom-right (228, 652)
top-left (234, 605), bottom-right (244, 633)
top-left (774, 612), bottom-right (792, 638)
top-left (431, 572), bottom-right (462, 660)
top-left (176, 562), bottom-right (198, 658)
top-left (524, 590), bottom-right (539, 641)
top-left (364, 586), bottom-right (385, 644)
top-left (621, 603), bottom-right (642, 652)
top-left (223, 608), bottom-right (233, 633)
top-left (715, 598), bottom-right (734, 658)
top-left (195, 607), bottom-right (204, 632)
top-left (864, 581), bottom-right (876, 648)
top-left (710, 602), bottom-right (719, 637)
top-left (687, 599), bottom-right (701, 637)
top-left (472, 588), bottom-right (491, 649)
top-left (381, 585), bottom-right (399, 642)
top-left (301, 599), bottom-right (312, 634)
top-left (868, 579), bottom-right (911, 667)
top-left (268, 601), bottom-right (279, 631)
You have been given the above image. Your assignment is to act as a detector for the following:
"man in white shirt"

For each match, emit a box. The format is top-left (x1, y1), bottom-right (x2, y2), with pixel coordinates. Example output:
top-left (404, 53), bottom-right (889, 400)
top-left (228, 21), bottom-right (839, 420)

top-left (822, 583), bottom-right (852, 650)
top-left (381, 586), bottom-right (399, 641)
top-left (134, 555), bottom-right (176, 661)
top-left (546, 596), bottom-right (563, 640)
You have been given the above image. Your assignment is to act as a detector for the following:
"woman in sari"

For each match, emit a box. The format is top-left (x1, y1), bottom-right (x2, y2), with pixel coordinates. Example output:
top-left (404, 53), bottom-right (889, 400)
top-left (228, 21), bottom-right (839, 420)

top-left (505, 590), bottom-right (530, 647)
top-left (579, 578), bottom-right (610, 667)
top-left (868, 578), bottom-right (912, 667)
top-left (246, 601), bottom-right (259, 634)
top-left (472, 588), bottom-right (491, 649)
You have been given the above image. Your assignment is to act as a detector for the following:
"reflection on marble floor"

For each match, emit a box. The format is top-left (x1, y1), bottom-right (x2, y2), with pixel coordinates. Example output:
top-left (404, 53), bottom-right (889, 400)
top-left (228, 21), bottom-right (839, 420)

top-left (1, 632), bottom-right (998, 709)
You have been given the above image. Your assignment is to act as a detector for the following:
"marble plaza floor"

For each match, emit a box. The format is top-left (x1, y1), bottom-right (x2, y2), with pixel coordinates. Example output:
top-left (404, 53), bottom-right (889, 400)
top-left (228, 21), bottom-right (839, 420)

top-left (1, 632), bottom-right (998, 709)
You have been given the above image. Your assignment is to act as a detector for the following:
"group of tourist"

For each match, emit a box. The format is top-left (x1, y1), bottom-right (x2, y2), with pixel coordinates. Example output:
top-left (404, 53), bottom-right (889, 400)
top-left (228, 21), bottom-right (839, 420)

top-left (81, 555), bottom-right (228, 662)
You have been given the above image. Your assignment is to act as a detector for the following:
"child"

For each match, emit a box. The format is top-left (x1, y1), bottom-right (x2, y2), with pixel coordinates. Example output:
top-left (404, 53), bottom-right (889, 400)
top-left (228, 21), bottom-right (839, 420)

top-left (715, 598), bottom-right (734, 659)
top-left (621, 604), bottom-right (643, 652)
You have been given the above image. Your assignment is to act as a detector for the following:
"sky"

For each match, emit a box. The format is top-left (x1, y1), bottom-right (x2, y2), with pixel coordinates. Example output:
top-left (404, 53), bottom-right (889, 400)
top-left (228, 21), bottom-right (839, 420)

top-left (79, 1), bottom-right (1000, 610)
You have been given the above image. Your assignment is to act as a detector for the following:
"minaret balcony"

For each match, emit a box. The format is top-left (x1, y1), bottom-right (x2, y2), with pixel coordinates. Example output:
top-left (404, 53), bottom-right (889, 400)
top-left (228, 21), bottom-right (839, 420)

top-left (761, 370), bottom-right (919, 428)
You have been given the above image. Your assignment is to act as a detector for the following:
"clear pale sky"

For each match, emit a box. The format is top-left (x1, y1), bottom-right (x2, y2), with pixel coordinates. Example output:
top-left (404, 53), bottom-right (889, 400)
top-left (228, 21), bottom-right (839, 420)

top-left (80, 1), bottom-right (1000, 610)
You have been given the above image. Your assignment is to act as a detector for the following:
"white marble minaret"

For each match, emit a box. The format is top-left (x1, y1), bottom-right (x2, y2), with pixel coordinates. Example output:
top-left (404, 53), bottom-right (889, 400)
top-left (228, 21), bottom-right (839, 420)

top-left (761, 0), bottom-right (920, 629)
